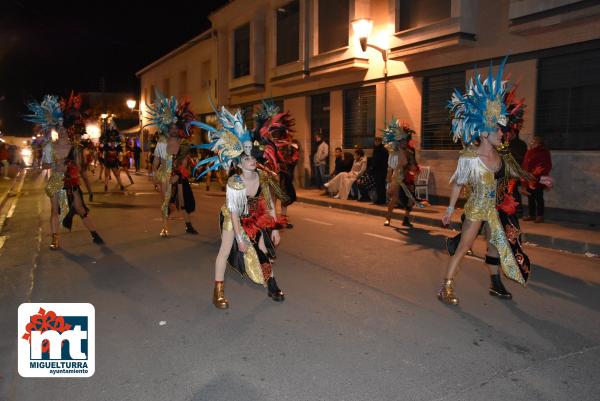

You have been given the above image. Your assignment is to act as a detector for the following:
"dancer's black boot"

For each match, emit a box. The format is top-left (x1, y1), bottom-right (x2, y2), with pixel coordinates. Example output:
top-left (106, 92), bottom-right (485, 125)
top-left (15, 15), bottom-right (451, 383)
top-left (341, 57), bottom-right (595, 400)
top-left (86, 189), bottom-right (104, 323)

top-left (91, 231), bottom-right (104, 245)
top-left (486, 256), bottom-right (512, 299)
top-left (267, 277), bottom-right (285, 302)
top-left (185, 222), bottom-right (198, 234)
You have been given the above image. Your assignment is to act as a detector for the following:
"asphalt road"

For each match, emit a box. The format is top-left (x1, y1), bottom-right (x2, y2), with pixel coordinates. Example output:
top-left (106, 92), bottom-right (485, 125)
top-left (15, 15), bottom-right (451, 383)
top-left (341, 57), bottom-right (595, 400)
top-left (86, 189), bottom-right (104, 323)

top-left (1, 169), bottom-right (599, 401)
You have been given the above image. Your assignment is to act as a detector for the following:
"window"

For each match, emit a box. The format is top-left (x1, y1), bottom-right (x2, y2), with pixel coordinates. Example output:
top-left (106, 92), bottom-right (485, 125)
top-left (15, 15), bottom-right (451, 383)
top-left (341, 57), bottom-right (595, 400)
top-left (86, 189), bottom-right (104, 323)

top-left (163, 78), bottom-right (170, 96)
top-left (343, 86), bottom-right (376, 149)
top-left (421, 71), bottom-right (464, 150)
top-left (396, 0), bottom-right (451, 32)
top-left (536, 49), bottom-right (600, 150)
top-left (201, 60), bottom-right (211, 90)
top-left (318, 0), bottom-right (349, 53)
top-left (179, 70), bottom-right (187, 98)
top-left (233, 24), bottom-right (251, 78)
top-left (277, 0), bottom-right (300, 66)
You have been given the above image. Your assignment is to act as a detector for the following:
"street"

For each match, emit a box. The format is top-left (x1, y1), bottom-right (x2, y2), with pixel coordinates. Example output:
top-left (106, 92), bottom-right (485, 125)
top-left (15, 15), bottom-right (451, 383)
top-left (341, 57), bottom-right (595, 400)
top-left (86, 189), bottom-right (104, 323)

top-left (1, 169), bottom-right (599, 401)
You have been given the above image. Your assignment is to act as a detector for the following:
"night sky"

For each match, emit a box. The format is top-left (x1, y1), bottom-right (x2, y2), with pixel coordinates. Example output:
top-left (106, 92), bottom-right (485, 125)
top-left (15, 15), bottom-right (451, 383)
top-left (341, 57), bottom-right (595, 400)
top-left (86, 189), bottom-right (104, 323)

top-left (0, 0), bottom-right (228, 136)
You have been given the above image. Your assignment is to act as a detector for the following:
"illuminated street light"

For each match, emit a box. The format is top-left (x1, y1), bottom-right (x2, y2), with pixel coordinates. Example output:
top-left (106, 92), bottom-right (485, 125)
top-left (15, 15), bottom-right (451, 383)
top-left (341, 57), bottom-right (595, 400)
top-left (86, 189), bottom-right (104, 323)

top-left (100, 113), bottom-right (109, 119)
top-left (351, 18), bottom-right (373, 52)
top-left (126, 99), bottom-right (137, 110)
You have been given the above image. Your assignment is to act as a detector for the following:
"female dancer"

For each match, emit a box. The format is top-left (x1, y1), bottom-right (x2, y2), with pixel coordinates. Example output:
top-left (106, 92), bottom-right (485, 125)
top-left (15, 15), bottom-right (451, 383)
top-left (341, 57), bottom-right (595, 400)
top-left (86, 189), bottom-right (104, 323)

top-left (26, 95), bottom-right (104, 249)
top-left (193, 106), bottom-right (287, 309)
top-left (438, 59), bottom-right (527, 305)
top-left (381, 120), bottom-right (422, 227)
top-left (145, 91), bottom-right (196, 237)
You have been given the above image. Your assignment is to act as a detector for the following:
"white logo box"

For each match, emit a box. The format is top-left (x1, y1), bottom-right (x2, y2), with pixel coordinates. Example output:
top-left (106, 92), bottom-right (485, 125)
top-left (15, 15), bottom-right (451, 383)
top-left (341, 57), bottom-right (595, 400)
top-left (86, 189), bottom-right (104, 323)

top-left (18, 303), bottom-right (95, 378)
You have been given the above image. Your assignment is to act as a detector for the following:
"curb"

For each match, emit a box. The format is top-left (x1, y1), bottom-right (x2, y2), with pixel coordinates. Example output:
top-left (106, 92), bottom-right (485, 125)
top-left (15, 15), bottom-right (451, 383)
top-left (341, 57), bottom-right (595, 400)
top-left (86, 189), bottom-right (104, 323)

top-left (296, 195), bottom-right (600, 256)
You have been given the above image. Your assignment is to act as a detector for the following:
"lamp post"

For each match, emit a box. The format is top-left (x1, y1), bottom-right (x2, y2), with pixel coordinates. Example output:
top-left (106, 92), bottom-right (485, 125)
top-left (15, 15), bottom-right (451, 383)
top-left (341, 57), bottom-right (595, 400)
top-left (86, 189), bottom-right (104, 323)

top-left (126, 98), bottom-right (143, 172)
top-left (352, 18), bottom-right (389, 125)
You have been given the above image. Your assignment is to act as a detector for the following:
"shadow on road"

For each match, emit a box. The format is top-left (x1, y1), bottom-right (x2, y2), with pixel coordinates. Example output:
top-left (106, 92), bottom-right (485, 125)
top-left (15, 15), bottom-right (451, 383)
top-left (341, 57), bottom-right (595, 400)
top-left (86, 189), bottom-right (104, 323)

top-left (192, 373), bottom-right (265, 401)
top-left (61, 246), bottom-right (171, 299)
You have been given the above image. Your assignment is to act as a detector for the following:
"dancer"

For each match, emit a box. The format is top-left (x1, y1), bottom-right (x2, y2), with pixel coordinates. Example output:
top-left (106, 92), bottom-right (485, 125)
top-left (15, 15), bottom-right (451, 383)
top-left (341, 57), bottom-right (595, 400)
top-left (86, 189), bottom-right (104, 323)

top-left (100, 119), bottom-right (125, 192)
top-left (438, 58), bottom-right (528, 305)
top-left (119, 143), bottom-right (135, 186)
top-left (193, 106), bottom-right (287, 309)
top-left (170, 140), bottom-right (198, 234)
top-left (63, 92), bottom-right (94, 201)
top-left (254, 100), bottom-right (296, 227)
top-left (381, 120), bottom-right (424, 227)
top-left (26, 95), bottom-right (104, 250)
top-left (145, 90), bottom-right (196, 237)
top-left (445, 86), bottom-right (535, 299)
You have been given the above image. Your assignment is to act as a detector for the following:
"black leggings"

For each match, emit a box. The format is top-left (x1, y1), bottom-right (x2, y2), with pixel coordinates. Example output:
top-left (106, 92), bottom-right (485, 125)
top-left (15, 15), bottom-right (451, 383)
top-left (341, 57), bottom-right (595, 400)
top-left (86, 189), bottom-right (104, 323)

top-left (528, 187), bottom-right (544, 217)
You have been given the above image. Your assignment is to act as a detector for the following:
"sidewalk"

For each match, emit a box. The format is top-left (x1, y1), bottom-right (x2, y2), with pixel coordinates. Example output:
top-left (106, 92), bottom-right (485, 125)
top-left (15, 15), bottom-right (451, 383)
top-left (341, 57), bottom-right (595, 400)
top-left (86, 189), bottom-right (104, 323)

top-left (295, 188), bottom-right (600, 256)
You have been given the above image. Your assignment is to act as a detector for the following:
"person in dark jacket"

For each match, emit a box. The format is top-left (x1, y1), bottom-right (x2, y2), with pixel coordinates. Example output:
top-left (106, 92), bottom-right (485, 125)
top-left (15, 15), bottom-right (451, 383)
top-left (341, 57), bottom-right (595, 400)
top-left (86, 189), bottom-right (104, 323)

top-left (331, 147), bottom-right (345, 177)
top-left (521, 136), bottom-right (552, 223)
top-left (371, 136), bottom-right (388, 204)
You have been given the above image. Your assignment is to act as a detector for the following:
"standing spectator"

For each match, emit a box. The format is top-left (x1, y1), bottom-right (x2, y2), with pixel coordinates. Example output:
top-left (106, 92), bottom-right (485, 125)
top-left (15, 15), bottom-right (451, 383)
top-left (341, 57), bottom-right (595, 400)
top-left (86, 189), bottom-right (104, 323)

top-left (313, 133), bottom-right (329, 189)
top-left (522, 136), bottom-right (552, 223)
top-left (133, 142), bottom-right (141, 172)
top-left (0, 143), bottom-right (9, 179)
top-left (372, 136), bottom-right (388, 204)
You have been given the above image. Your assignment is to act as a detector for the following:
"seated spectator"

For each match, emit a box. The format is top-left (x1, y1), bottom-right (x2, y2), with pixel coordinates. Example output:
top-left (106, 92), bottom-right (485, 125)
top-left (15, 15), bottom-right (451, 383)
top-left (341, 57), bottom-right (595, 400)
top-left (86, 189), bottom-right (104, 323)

top-left (324, 148), bottom-right (367, 200)
top-left (331, 147), bottom-right (345, 177)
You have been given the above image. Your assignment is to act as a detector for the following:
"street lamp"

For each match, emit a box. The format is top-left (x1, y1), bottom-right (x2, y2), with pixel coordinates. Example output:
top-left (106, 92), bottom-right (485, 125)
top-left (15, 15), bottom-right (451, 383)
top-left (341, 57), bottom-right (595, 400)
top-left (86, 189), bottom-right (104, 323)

top-left (126, 99), bottom-right (137, 110)
top-left (352, 18), bottom-right (389, 125)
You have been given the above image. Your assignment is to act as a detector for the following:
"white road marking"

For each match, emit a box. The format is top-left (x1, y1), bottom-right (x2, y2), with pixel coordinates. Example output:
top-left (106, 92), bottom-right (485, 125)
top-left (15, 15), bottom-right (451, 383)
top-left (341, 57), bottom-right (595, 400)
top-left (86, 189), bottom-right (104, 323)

top-left (303, 218), bottom-right (333, 226)
top-left (363, 233), bottom-right (406, 244)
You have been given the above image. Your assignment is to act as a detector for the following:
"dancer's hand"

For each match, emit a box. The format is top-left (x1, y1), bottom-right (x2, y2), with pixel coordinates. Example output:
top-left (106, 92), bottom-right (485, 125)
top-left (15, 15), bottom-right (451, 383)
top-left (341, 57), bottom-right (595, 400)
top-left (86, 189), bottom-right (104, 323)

top-left (237, 238), bottom-right (248, 253)
top-left (271, 229), bottom-right (280, 246)
top-left (442, 207), bottom-right (454, 227)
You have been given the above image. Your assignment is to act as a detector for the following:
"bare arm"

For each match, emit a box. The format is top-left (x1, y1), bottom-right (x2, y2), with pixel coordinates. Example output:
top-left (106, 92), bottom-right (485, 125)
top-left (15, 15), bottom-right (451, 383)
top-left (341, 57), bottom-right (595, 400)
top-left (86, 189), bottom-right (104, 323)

top-left (442, 183), bottom-right (463, 226)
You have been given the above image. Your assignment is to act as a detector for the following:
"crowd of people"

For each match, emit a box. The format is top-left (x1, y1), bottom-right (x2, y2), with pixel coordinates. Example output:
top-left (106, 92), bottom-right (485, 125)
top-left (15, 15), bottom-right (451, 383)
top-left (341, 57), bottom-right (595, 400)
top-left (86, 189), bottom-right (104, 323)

top-left (21, 56), bottom-right (556, 310)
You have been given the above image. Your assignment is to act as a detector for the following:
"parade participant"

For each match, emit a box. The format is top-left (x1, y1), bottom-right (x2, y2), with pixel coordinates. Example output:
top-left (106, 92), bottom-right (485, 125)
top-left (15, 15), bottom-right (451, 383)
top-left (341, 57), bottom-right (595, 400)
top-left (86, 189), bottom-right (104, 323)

top-left (382, 120), bottom-right (424, 227)
top-left (63, 92), bottom-right (94, 201)
top-left (193, 106), bottom-right (287, 309)
top-left (439, 58), bottom-right (527, 305)
top-left (145, 90), bottom-right (196, 237)
top-left (254, 100), bottom-right (297, 227)
top-left (100, 119), bottom-right (125, 192)
top-left (26, 95), bottom-right (104, 250)
top-left (445, 85), bottom-right (533, 300)
top-left (170, 140), bottom-right (198, 234)
top-left (119, 143), bottom-right (135, 186)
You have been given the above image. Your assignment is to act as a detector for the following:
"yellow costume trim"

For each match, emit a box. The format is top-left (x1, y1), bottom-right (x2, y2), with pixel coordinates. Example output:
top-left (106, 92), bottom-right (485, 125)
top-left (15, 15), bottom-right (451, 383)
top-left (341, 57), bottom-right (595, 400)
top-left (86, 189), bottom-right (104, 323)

top-left (457, 156), bottom-right (525, 285)
top-left (220, 205), bottom-right (265, 286)
top-left (157, 155), bottom-right (173, 219)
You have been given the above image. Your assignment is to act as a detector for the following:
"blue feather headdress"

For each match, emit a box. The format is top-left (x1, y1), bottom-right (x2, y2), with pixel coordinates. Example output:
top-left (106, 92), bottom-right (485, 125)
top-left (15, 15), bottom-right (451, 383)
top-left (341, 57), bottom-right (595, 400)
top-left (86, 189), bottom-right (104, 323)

top-left (24, 95), bottom-right (63, 133)
top-left (381, 118), bottom-right (414, 150)
top-left (449, 56), bottom-right (509, 145)
top-left (191, 105), bottom-right (253, 179)
top-left (144, 89), bottom-right (186, 136)
top-left (254, 99), bottom-right (280, 125)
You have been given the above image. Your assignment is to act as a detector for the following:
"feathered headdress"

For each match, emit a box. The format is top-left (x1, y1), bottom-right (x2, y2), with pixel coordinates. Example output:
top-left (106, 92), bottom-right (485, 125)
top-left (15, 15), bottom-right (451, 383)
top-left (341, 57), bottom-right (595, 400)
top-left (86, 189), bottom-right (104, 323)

top-left (253, 100), bottom-right (296, 173)
top-left (381, 118), bottom-right (414, 150)
top-left (25, 95), bottom-right (63, 133)
top-left (503, 84), bottom-right (526, 141)
top-left (63, 91), bottom-right (88, 139)
top-left (191, 105), bottom-right (253, 178)
top-left (449, 56), bottom-right (509, 145)
top-left (144, 89), bottom-right (195, 138)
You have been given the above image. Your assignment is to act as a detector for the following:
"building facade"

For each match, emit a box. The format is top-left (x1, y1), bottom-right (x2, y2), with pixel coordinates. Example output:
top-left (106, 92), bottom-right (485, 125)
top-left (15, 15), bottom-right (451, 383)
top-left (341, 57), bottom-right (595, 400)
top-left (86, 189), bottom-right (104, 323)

top-left (137, 0), bottom-right (600, 219)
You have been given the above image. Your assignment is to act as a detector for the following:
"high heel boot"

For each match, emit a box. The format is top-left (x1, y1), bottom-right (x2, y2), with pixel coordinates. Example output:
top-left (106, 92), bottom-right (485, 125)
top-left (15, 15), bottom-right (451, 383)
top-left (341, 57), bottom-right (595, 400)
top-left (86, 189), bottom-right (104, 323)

top-left (437, 278), bottom-right (459, 305)
top-left (213, 281), bottom-right (229, 309)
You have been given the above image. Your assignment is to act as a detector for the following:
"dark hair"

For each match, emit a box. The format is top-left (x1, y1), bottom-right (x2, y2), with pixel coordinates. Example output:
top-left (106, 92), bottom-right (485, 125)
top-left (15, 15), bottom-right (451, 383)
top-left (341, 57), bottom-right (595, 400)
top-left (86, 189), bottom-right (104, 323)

top-left (354, 148), bottom-right (364, 157)
top-left (335, 147), bottom-right (342, 152)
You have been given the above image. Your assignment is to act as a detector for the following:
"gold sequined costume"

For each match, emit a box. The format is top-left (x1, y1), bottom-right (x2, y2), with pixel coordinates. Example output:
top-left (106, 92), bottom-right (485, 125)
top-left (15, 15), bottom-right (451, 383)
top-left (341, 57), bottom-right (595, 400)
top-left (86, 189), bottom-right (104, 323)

top-left (450, 147), bottom-right (525, 285)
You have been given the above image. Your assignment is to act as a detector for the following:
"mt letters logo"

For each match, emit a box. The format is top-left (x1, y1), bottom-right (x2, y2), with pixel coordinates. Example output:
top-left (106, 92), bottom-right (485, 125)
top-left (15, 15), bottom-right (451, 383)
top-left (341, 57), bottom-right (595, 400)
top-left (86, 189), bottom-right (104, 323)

top-left (18, 303), bottom-right (95, 377)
